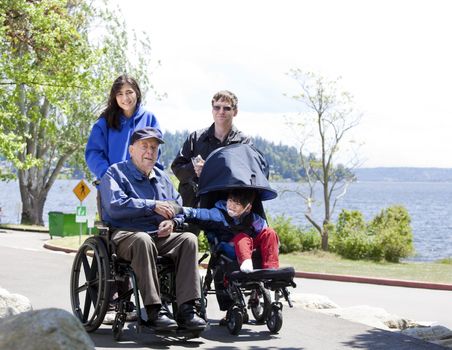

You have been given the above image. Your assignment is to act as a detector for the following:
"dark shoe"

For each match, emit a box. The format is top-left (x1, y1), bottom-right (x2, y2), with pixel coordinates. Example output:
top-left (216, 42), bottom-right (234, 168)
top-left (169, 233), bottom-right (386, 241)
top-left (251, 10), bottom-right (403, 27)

top-left (219, 315), bottom-right (227, 326)
top-left (146, 305), bottom-right (178, 331)
top-left (177, 302), bottom-right (207, 331)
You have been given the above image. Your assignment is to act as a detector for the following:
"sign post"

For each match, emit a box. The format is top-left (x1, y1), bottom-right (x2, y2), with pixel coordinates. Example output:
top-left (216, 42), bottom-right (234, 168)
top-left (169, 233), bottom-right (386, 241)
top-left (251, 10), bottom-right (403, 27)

top-left (73, 180), bottom-right (91, 245)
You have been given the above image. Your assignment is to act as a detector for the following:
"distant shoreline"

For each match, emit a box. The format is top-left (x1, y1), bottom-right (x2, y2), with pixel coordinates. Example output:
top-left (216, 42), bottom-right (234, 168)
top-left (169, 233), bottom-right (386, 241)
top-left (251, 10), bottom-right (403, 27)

top-left (355, 167), bottom-right (452, 182)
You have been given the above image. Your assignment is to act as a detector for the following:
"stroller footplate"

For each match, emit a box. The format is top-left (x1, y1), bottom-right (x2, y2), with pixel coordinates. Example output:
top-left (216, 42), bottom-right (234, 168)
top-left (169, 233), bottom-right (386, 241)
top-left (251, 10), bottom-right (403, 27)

top-left (229, 267), bottom-right (297, 289)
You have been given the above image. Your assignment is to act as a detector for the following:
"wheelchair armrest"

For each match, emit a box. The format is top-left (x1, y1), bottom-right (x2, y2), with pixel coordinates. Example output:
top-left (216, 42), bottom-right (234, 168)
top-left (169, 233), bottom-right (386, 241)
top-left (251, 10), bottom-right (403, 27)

top-left (96, 224), bottom-right (110, 236)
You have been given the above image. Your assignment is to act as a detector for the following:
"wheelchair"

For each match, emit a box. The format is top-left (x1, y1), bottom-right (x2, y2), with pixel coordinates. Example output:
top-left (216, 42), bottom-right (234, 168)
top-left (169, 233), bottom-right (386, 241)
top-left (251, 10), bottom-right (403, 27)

top-left (200, 234), bottom-right (296, 335)
top-left (69, 224), bottom-right (206, 341)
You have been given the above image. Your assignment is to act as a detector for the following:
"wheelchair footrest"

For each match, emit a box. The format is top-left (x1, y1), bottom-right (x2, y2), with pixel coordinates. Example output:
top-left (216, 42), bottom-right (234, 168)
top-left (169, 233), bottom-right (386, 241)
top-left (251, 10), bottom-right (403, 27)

top-left (229, 267), bottom-right (295, 286)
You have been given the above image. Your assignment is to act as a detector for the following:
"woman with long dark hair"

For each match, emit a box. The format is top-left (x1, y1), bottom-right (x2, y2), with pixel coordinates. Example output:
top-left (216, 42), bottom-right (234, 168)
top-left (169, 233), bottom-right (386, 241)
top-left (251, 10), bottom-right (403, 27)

top-left (85, 74), bottom-right (161, 180)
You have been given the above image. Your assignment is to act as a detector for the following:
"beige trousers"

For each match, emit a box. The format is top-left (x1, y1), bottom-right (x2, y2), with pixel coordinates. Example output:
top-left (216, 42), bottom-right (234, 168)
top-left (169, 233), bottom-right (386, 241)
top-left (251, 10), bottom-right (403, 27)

top-left (112, 230), bottom-right (200, 306)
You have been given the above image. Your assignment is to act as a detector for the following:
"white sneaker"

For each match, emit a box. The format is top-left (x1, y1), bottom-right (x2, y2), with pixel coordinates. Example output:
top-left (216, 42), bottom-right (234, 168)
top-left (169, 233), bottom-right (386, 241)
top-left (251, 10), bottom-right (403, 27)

top-left (240, 259), bottom-right (254, 273)
top-left (126, 310), bottom-right (138, 322)
top-left (103, 310), bottom-right (116, 325)
top-left (103, 310), bottom-right (137, 324)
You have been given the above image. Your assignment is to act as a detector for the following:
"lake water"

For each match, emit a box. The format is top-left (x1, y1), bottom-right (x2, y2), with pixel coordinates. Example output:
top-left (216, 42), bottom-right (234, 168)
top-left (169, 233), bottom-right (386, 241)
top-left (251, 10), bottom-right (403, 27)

top-left (264, 181), bottom-right (452, 262)
top-left (0, 180), bottom-right (451, 262)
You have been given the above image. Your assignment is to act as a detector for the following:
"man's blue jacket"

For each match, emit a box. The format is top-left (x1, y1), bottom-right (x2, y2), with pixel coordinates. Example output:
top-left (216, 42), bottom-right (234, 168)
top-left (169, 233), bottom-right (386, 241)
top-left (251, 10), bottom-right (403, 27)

top-left (99, 159), bottom-right (184, 232)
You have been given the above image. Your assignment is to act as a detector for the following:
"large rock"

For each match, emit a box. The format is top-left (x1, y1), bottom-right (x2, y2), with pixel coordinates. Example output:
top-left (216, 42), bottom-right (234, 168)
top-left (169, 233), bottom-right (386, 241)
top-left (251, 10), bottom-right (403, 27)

top-left (291, 293), bottom-right (339, 309)
top-left (291, 291), bottom-right (452, 348)
top-left (401, 325), bottom-right (452, 348)
top-left (318, 305), bottom-right (417, 331)
top-left (0, 287), bottom-right (32, 318)
top-left (0, 308), bottom-right (95, 350)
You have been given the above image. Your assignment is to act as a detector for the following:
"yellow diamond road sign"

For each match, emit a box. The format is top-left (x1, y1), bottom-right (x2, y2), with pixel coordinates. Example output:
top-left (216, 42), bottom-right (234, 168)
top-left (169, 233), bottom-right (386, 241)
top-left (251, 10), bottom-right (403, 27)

top-left (73, 179), bottom-right (90, 202)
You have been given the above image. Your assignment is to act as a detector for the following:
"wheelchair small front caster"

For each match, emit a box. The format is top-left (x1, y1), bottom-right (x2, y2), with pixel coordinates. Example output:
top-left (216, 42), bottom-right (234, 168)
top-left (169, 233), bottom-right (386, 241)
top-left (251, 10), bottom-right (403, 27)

top-left (112, 312), bottom-right (126, 341)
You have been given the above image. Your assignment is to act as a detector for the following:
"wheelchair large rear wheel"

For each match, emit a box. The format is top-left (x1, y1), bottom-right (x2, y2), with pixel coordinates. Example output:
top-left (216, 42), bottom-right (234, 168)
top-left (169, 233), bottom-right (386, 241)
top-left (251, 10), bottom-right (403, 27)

top-left (249, 283), bottom-right (271, 324)
top-left (70, 236), bottom-right (111, 332)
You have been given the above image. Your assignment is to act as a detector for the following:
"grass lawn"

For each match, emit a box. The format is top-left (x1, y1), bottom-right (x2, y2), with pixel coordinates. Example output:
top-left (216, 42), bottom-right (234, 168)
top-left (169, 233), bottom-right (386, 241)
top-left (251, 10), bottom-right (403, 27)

top-left (279, 251), bottom-right (452, 284)
top-left (46, 234), bottom-right (452, 285)
top-left (47, 234), bottom-right (91, 250)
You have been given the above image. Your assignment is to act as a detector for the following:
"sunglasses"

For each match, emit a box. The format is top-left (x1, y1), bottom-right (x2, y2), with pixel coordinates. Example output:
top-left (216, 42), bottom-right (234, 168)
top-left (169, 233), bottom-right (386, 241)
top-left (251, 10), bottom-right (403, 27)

top-left (213, 105), bottom-right (234, 112)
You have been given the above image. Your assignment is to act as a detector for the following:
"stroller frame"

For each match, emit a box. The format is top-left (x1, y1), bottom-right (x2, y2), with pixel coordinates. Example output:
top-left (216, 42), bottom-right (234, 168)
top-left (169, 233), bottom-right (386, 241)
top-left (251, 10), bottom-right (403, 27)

top-left (200, 238), bottom-right (296, 335)
top-left (194, 143), bottom-right (298, 335)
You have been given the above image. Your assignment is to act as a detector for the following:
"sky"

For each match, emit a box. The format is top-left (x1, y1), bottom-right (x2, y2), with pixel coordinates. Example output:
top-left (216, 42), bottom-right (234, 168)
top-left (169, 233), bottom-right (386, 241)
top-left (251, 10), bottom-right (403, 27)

top-left (115, 0), bottom-right (452, 168)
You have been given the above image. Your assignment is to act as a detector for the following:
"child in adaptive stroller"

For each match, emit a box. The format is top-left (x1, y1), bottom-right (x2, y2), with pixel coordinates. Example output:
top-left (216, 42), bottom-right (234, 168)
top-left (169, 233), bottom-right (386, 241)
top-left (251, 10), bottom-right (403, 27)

top-left (183, 188), bottom-right (280, 273)
top-left (186, 143), bottom-right (296, 335)
top-left (184, 188), bottom-right (295, 335)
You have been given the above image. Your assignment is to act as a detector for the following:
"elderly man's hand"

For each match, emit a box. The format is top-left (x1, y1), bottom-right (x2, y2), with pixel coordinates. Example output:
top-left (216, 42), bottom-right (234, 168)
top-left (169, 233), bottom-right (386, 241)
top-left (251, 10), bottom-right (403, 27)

top-left (158, 220), bottom-right (174, 237)
top-left (154, 200), bottom-right (176, 219)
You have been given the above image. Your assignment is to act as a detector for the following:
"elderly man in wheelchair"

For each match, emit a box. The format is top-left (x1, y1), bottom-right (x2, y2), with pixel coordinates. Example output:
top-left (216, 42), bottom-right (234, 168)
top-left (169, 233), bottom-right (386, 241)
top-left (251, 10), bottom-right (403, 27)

top-left (70, 127), bottom-right (206, 339)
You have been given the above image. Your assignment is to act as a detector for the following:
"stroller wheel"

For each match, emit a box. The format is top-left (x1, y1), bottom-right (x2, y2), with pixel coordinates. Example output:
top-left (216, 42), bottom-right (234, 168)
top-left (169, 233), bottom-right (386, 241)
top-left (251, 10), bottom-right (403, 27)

top-left (249, 284), bottom-right (271, 324)
top-left (227, 307), bottom-right (243, 335)
top-left (242, 310), bottom-right (249, 324)
top-left (266, 305), bottom-right (283, 334)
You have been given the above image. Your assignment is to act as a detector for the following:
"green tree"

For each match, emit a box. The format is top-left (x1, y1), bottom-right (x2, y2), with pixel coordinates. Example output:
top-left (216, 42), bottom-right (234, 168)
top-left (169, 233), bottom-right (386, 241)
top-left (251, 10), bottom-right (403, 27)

top-left (286, 70), bottom-right (361, 250)
top-left (0, 0), bottom-right (155, 225)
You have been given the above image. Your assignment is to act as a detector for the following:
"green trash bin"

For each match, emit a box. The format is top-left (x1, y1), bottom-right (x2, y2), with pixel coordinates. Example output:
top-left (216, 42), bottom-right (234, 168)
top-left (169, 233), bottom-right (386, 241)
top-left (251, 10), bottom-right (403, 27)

top-left (62, 213), bottom-right (87, 237)
top-left (48, 211), bottom-right (64, 238)
top-left (48, 212), bottom-right (97, 238)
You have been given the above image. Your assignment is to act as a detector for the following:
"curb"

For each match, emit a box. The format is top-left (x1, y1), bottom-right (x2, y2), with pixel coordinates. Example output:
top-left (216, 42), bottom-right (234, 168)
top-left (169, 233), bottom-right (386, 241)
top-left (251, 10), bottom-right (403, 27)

top-left (294, 271), bottom-right (452, 291)
top-left (44, 241), bottom-right (452, 292)
top-left (43, 242), bottom-right (77, 254)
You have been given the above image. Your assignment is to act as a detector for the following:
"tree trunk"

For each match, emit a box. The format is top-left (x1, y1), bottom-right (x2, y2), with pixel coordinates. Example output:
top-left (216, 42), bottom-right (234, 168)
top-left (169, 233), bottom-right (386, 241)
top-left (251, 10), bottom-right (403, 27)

top-left (17, 150), bottom-right (69, 225)
top-left (18, 168), bottom-right (50, 226)
top-left (19, 182), bottom-right (48, 225)
top-left (20, 194), bottom-right (47, 225)
top-left (321, 230), bottom-right (329, 251)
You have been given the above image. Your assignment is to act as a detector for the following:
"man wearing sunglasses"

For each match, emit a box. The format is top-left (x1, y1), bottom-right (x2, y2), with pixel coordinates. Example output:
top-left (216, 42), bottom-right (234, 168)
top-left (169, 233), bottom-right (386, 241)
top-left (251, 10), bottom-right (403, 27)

top-left (171, 90), bottom-right (253, 209)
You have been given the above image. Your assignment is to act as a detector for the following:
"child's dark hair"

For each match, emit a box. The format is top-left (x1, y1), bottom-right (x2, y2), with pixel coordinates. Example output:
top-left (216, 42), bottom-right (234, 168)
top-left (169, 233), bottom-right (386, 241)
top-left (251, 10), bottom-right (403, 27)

top-left (228, 188), bottom-right (257, 207)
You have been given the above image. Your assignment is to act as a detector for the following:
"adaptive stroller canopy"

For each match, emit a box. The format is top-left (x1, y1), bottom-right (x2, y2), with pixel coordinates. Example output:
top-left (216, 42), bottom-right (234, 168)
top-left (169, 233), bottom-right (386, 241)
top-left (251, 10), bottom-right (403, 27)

top-left (198, 144), bottom-right (277, 201)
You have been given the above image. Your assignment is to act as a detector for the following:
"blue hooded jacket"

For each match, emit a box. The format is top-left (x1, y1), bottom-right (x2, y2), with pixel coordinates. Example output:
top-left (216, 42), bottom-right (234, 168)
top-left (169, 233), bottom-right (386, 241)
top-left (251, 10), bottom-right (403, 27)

top-left (85, 104), bottom-right (161, 179)
top-left (183, 200), bottom-right (267, 242)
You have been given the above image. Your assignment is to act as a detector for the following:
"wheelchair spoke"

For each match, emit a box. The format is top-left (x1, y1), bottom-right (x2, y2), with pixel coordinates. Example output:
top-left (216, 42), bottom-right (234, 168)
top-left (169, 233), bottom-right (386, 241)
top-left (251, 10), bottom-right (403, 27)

top-left (74, 283), bottom-right (88, 294)
top-left (81, 253), bottom-right (91, 277)
top-left (82, 288), bottom-right (93, 322)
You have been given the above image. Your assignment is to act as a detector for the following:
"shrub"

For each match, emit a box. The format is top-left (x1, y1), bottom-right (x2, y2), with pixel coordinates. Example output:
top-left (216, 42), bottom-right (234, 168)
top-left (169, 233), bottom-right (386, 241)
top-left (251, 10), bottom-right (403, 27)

top-left (299, 228), bottom-right (321, 251)
top-left (332, 209), bottom-right (370, 260)
top-left (368, 206), bottom-right (414, 262)
top-left (331, 206), bottom-right (413, 262)
top-left (198, 231), bottom-right (209, 252)
top-left (333, 231), bottom-right (373, 260)
top-left (268, 214), bottom-right (302, 253)
top-left (335, 210), bottom-right (366, 237)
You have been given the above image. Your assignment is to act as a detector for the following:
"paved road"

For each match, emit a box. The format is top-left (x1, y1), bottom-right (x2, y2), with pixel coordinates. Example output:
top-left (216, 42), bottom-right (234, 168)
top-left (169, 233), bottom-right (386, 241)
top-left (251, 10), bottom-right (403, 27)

top-left (0, 229), bottom-right (447, 349)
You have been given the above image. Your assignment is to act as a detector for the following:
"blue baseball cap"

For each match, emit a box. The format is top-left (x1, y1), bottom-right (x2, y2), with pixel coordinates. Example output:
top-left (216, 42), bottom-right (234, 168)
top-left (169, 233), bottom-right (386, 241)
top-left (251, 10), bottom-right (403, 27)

top-left (130, 127), bottom-right (164, 145)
